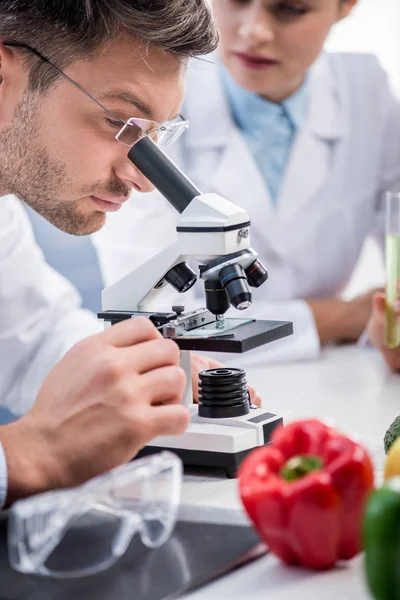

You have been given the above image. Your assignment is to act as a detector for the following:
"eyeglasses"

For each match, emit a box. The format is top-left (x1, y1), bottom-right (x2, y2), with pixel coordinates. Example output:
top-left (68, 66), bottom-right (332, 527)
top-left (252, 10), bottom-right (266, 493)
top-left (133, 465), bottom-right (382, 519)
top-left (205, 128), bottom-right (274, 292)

top-left (8, 452), bottom-right (182, 578)
top-left (3, 42), bottom-right (190, 148)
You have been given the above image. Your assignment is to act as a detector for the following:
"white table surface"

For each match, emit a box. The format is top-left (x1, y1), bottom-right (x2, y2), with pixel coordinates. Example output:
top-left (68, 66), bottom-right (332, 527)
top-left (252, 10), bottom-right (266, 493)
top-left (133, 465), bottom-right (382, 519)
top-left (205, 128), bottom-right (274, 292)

top-left (179, 344), bottom-right (400, 599)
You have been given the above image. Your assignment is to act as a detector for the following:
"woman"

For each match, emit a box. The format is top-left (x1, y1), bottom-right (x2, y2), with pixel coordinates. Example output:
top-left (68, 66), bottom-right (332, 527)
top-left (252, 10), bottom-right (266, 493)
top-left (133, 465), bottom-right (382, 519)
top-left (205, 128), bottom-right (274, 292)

top-left (94, 0), bottom-right (400, 367)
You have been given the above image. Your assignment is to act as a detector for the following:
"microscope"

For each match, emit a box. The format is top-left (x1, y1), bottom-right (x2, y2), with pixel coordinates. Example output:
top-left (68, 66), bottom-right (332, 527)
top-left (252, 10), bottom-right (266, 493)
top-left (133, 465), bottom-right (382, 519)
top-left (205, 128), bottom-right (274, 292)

top-left (98, 138), bottom-right (293, 477)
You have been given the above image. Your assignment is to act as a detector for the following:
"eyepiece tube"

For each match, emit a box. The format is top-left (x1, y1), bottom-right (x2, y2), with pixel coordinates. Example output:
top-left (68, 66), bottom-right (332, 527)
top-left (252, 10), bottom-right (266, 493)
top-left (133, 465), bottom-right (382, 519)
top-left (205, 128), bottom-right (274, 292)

top-left (128, 137), bottom-right (202, 214)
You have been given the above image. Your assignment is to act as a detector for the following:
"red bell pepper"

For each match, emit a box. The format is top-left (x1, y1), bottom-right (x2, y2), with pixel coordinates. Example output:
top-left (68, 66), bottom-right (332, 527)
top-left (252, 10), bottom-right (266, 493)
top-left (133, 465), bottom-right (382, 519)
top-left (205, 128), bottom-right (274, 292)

top-left (238, 419), bottom-right (374, 570)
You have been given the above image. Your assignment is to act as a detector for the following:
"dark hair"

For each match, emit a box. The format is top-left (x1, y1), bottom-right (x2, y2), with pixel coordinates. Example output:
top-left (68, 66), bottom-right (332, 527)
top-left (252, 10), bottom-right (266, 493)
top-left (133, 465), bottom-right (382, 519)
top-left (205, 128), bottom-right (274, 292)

top-left (0, 0), bottom-right (218, 92)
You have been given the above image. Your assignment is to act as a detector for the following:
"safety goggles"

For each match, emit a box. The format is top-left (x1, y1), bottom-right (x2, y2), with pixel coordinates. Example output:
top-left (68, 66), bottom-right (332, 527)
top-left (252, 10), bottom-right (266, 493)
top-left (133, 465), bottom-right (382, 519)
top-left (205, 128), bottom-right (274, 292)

top-left (8, 452), bottom-right (182, 578)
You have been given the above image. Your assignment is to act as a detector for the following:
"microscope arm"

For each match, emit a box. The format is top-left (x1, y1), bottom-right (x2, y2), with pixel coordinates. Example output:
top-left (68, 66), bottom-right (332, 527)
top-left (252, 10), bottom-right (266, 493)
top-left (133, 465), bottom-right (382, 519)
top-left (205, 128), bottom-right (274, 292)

top-left (102, 240), bottom-right (187, 312)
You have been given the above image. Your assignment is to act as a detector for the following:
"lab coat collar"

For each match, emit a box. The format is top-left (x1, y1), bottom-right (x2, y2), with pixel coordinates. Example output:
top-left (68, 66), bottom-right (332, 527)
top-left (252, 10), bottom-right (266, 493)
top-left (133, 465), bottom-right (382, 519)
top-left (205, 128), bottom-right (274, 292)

top-left (183, 56), bottom-right (233, 149)
top-left (183, 52), bottom-right (347, 148)
top-left (308, 53), bottom-right (347, 140)
top-left (219, 62), bottom-right (310, 134)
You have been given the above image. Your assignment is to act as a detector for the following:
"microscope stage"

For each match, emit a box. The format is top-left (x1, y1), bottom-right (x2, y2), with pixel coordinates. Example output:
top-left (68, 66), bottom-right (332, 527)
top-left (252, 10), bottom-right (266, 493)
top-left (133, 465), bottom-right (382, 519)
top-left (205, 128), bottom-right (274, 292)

top-left (98, 310), bottom-right (292, 353)
top-left (172, 318), bottom-right (293, 352)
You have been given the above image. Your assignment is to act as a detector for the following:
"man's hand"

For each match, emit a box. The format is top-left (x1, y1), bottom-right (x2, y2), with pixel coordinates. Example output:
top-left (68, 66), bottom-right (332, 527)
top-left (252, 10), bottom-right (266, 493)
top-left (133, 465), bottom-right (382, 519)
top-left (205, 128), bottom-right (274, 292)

top-left (0, 318), bottom-right (190, 504)
top-left (367, 292), bottom-right (400, 371)
top-left (191, 353), bottom-right (262, 407)
top-left (308, 288), bottom-right (381, 345)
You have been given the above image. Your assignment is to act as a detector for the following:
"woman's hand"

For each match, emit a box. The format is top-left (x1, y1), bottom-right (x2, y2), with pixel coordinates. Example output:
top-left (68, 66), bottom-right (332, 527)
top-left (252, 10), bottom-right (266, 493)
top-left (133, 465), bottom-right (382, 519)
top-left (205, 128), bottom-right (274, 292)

top-left (191, 353), bottom-right (262, 407)
top-left (367, 292), bottom-right (400, 371)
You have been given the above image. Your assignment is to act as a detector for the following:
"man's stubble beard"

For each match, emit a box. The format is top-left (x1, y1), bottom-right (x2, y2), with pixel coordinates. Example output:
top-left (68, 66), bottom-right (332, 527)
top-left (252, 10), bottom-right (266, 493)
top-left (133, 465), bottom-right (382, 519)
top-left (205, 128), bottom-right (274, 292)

top-left (0, 93), bottom-right (105, 235)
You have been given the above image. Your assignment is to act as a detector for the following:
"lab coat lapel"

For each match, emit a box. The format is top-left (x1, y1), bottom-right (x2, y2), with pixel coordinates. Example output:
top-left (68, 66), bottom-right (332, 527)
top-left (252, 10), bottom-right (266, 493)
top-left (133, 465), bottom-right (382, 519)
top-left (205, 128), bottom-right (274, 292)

top-left (277, 54), bottom-right (347, 226)
top-left (183, 56), bottom-right (275, 243)
top-left (211, 130), bottom-right (275, 239)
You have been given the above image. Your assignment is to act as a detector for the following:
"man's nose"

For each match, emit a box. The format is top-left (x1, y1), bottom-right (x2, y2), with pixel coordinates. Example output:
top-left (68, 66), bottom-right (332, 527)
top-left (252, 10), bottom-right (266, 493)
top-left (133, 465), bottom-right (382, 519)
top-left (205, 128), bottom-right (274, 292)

top-left (115, 154), bottom-right (155, 193)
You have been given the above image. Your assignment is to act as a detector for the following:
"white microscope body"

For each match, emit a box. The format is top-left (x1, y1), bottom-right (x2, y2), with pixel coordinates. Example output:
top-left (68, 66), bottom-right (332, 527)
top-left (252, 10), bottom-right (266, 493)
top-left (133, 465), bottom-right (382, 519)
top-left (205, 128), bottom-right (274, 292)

top-left (100, 139), bottom-right (291, 477)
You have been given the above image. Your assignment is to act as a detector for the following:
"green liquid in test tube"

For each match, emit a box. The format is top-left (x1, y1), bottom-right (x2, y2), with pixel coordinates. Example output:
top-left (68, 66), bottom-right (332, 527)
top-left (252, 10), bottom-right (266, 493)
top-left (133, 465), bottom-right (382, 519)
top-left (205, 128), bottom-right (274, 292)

top-left (385, 191), bottom-right (400, 349)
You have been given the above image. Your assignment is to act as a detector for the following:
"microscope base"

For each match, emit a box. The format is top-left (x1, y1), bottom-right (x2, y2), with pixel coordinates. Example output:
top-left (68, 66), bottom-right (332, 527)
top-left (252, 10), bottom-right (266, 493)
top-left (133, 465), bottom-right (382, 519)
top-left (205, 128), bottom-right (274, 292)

top-left (137, 445), bottom-right (254, 479)
top-left (136, 405), bottom-right (283, 478)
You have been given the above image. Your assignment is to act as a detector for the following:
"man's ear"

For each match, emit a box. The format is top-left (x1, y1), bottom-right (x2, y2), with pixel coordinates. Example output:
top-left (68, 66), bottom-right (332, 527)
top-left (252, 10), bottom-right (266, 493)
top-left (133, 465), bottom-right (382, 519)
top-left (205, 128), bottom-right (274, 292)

top-left (0, 43), bottom-right (27, 126)
top-left (0, 47), bottom-right (3, 85)
top-left (338, 0), bottom-right (359, 21)
top-left (0, 42), bottom-right (15, 86)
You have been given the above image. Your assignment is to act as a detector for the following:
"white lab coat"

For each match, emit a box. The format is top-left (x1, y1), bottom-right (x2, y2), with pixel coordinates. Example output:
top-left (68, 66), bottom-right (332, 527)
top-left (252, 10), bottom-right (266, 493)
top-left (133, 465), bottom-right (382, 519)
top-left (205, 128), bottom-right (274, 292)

top-left (0, 195), bottom-right (102, 415)
top-left (93, 52), bottom-right (400, 367)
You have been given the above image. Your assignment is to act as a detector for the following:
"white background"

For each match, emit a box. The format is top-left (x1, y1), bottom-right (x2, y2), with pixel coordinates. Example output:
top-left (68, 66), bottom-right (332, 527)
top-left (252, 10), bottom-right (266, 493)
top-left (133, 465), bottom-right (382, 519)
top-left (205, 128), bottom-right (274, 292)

top-left (326, 0), bottom-right (400, 94)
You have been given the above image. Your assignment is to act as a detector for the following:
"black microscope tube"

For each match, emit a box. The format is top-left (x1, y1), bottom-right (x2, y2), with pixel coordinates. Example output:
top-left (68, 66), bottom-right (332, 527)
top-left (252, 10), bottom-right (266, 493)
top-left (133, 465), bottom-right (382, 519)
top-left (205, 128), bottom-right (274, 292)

top-left (128, 137), bottom-right (202, 214)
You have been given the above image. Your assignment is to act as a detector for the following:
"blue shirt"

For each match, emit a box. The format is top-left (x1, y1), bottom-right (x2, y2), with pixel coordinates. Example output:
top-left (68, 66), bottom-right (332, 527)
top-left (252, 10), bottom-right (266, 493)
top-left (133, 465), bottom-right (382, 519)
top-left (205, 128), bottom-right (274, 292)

top-left (220, 66), bottom-right (310, 203)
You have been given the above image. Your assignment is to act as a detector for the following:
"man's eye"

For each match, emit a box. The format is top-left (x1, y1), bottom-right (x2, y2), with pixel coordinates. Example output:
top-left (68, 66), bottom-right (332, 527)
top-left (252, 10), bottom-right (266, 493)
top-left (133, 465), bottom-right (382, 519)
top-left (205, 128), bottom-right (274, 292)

top-left (105, 117), bottom-right (124, 129)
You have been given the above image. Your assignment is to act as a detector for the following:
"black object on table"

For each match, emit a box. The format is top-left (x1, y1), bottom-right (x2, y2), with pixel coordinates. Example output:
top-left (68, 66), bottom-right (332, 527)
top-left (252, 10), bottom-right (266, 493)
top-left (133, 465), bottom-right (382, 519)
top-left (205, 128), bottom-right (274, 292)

top-left (0, 504), bottom-right (266, 600)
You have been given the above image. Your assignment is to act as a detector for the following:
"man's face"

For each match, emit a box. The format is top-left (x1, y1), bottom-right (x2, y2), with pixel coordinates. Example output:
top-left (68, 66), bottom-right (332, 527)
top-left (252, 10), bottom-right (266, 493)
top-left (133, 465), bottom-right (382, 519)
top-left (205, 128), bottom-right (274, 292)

top-left (0, 37), bottom-right (186, 234)
top-left (212, 0), bottom-right (355, 102)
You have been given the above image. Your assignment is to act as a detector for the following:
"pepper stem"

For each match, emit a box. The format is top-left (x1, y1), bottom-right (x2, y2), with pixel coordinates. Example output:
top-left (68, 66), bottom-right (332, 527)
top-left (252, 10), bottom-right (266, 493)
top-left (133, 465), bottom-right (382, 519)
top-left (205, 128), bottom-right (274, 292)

top-left (281, 455), bottom-right (324, 481)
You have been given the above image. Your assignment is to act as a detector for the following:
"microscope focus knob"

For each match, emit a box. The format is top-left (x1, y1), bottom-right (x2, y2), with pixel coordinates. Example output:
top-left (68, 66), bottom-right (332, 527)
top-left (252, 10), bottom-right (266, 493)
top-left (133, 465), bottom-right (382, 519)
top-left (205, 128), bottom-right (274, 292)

top-left (172, 305), bottom-right (185, 315)
top-left (198, 368), bottom-right (250, 419)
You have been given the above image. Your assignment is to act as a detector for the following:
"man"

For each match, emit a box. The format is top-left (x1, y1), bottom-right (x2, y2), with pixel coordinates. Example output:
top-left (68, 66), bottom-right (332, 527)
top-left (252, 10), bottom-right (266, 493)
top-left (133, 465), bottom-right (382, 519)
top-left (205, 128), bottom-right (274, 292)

top-left (0, 0), bottom-right (219, 507)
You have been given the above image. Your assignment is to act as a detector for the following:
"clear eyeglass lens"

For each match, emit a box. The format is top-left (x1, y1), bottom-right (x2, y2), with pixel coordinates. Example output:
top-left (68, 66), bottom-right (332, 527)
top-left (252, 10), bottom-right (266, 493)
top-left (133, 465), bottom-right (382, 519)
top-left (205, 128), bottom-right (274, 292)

top-left (117, 121), bottom-right (147, 147)
top-left (158, 126), bottom-right (182, 147)
top-left (116, 118), bottom-right (188, 148)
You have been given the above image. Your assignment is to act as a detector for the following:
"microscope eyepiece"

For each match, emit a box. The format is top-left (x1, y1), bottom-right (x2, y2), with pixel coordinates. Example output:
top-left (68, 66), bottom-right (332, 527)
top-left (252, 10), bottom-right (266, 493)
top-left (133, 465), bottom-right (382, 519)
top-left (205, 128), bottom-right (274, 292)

top-left (219, 264), bottom-right (252, 311)
top-left (245, 259), bottom-right (268, 288)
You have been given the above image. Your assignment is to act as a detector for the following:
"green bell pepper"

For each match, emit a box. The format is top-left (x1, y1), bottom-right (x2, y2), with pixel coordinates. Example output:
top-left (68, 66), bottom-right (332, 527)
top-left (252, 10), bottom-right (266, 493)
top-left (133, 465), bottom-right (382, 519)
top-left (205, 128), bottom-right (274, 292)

top-left (364, 477), bottom-right (400, 600)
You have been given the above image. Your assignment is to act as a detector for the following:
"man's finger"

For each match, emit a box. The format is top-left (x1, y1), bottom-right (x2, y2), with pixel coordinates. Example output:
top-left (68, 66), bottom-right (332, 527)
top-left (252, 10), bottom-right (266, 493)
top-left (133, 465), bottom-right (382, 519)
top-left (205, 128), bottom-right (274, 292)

top-left (124, 338), bottom-right (180, 373)
top-left (138, 365), bottom-right (186, 404)
top-left (150, 404), bottom-right (190, 437)
top-left (99, 317), bottom-right (162, 348)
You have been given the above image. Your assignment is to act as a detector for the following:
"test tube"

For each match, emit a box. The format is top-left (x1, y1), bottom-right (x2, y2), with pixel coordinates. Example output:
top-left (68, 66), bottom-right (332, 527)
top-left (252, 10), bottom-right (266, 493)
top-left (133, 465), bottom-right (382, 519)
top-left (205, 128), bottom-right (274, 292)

top-left (385, 191), bottom-right (400, 348)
